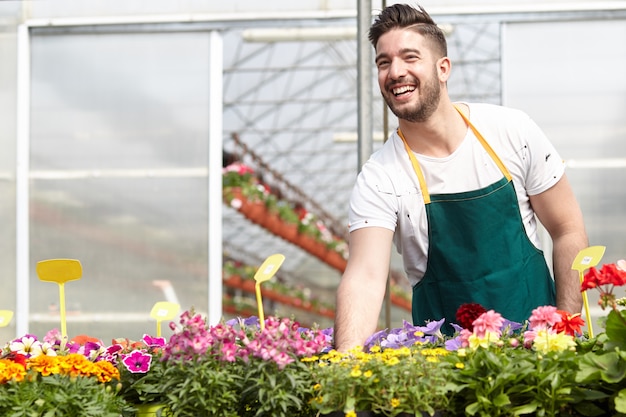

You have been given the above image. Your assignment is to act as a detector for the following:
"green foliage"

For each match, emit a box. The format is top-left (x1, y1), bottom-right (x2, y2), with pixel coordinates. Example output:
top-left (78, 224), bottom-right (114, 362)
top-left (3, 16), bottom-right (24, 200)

top-left (309, 347), bottom-right (452, 416)
top-left (118, 357), bottom-right (169, 406)
top-left (239, 359), bottom-right (315, 417)
top-left (0, 374), bottom-right (127, 417)
top-left (159, 359), bottom-right (242, 417)
top-left (443, 347), bottom-right (582, 417)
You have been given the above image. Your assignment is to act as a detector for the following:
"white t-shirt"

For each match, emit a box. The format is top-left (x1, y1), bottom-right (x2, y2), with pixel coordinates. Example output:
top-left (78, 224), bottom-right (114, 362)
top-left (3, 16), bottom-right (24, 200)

top-left (348, 103), bottom-right (564, 287)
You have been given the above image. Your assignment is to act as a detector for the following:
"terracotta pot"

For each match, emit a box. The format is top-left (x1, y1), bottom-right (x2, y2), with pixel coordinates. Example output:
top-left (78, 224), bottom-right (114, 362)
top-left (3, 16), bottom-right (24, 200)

top-left (262, 212), bottom-right (281, 231)
top-left (240, 200), bottom-right (267, 225)
top-left (390, 294), bottom-right (412, 311)
top-left (278, 222), bottom-right (299, 242)
top-left (324, 250), bottom-right (347, 272)
top-left (223, 274), bottom-right (243, 288)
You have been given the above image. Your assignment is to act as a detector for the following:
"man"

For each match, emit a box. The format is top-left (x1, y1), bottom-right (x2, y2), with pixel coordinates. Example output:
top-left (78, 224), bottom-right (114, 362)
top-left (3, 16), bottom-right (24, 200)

top-left (333, 3), bottom-right (588, 350)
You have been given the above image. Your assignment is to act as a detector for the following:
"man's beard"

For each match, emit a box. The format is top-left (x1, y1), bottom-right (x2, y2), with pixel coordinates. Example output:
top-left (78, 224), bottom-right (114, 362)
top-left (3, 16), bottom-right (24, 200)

top-left (384, 75), bottom-right (441, 123)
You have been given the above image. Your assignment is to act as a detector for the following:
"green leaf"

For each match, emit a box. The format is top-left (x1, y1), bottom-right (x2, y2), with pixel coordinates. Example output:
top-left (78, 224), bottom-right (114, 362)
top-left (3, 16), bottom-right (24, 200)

top-left (492, 393), bottom-right (511, 408)
top-left (605, 310), bottom-right (626, 351)
top-left (615, 389), bottom-right (626, 413)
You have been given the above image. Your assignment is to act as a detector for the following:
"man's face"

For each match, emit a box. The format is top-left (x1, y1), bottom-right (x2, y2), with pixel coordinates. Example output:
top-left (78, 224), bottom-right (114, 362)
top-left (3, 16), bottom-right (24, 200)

top-left (375, 28), bottom-right (442, 123)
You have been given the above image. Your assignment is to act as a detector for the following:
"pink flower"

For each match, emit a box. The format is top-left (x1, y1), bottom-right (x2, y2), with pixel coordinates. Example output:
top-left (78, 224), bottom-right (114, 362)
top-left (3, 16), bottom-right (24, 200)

top-left (122, 350), bottom-right (152, 373)
top-left (528, 306), bottom-right (562, 330)
top-left (472, 310), bottom-right (504, 338)
top-left (272, 352), bottom-right (294, 370)
top-left (141, 334), bottom-right (165, 348)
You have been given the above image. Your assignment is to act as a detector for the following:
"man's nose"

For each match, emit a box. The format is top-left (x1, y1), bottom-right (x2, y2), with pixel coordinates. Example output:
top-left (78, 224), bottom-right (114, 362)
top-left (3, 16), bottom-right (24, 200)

top-left (388, 59), bottom-right (407, 80)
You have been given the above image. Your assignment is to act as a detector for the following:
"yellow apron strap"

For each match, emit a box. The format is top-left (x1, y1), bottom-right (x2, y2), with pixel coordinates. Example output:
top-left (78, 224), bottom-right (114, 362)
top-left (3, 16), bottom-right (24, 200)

top-left (398, 104), bottom-right (513, 205)
top-left (398, 128), bottom-right (431, 204)
top-left (454, 104), bottom-right (512, 181)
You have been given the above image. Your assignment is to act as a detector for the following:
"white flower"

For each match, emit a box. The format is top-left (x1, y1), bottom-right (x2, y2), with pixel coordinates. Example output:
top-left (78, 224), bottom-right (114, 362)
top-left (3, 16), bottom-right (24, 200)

top-left (10, 336), bottom-right (41, 357)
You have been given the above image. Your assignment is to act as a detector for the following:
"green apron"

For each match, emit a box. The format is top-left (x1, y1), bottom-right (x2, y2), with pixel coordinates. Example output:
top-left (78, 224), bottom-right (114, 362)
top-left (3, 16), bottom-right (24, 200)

top-left (399, 107), bottom-right (556, 335)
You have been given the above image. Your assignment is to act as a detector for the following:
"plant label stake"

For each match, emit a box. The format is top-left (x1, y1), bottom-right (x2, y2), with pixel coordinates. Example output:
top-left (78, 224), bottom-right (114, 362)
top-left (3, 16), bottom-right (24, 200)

top-left (0, 310), bottom-right (13, 328)
top-left (36, 259), bottom-right (82, 344)
top-left (150, 301), bottom-right (180, 337)
top-left (571, 245), bottom-right (606, 338)
top-left (254, 253), bottom-right (285, 330)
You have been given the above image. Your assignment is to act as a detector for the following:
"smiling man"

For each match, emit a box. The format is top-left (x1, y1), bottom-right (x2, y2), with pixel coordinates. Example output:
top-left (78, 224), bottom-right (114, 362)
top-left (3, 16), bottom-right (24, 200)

top-left (333, 3), bottom-right (588, 350)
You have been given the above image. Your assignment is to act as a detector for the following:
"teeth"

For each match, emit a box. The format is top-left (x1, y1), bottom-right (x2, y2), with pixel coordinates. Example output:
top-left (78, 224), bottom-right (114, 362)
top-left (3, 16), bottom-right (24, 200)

top-left (393, 85), bottom-right (415, 95)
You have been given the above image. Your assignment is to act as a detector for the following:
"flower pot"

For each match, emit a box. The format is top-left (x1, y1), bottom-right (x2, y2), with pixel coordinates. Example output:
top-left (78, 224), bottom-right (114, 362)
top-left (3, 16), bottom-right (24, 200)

top-left (239, 200), bottom-right (267, 225)
top-left (324, 250), bottom-right (347, 272)
top-left (279, 222), bottom-right (299, 242)
top-left (134, 403), bottom-right (172, 417)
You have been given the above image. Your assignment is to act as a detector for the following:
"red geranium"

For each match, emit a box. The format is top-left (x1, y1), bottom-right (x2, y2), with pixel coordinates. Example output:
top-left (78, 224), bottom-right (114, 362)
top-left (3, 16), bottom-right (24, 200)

top-left (456, 303), bottom-right (487, 331)
top-left (581, 264), bottom-right (626, 291)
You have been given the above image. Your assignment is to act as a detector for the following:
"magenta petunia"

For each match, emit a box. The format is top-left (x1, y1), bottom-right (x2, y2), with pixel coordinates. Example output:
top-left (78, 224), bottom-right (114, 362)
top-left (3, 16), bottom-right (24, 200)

top-left (122, 349), bottom-right (153, 373)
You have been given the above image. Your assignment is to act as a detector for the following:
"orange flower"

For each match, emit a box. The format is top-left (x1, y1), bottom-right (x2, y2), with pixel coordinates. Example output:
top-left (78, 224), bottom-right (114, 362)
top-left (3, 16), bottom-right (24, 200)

top-left (71, 334), bottom-right (101, 345)
top-left (553, 310), bottom-right (585, 336)
top-left (92, 360), bottom-right (120, 383)
top-left (27, 355), bottom-right (60, 376)
top-left (0, 358), bottom-right (27, 383)
top-left (58, 354), bottom-right (94, 377)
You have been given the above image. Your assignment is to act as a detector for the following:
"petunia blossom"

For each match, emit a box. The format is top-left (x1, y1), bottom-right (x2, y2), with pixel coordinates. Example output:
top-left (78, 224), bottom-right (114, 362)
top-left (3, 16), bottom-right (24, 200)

top-left (122, 350), bottom-right (152, 373)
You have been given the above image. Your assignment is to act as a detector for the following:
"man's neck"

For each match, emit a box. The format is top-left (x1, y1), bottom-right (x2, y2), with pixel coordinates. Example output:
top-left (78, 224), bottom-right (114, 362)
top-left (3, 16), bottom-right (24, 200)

top-left (398, 102), bottom-right (469, 158)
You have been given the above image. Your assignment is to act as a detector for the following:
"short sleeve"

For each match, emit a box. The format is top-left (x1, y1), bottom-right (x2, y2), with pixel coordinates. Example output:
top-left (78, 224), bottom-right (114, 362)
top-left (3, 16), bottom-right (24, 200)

top-left (348, 160), bottom-right (398, 233)
top-left (522, 114), bottom-right (565, 196)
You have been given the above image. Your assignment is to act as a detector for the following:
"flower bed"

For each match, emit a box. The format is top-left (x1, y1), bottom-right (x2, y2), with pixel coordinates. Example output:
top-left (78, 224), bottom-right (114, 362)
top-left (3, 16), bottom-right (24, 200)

top-left (3, 261), bottom-right (626, 416)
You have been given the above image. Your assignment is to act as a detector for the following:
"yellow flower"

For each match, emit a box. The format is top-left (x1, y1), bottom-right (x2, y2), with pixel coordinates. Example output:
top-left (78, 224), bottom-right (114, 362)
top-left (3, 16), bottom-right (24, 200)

top-left (390, 398), bottom-right (400, 408)
top-left (363, 370), bottom-right (373, 378)
top-left (455, 362), bottom-right (465, 369)
top-left (350, 367), bottom-right (362, 377)
top-left (468, 331), bottom-right (500, 349)
top-left (533, 329), bottom-right (576, 354)
top-left (345, 411), bottom-right (357, 417)
top-left (384, 357), bottom-right (400, 366)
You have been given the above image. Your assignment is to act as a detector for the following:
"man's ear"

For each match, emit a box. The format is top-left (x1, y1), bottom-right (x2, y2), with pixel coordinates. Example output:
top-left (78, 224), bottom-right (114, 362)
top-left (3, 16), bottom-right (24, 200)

top-left (437, 57), bottom-right (452, 82)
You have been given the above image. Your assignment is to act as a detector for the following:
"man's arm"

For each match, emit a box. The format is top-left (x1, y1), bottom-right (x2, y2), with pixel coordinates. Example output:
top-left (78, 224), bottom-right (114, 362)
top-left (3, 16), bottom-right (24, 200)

top-left (529, 174), bottom-right (588, 314)
top-left (333, 226), bottom-right (395, 352)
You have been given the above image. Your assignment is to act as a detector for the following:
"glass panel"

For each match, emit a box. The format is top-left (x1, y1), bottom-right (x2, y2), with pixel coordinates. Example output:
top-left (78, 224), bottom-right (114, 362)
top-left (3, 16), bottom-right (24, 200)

top-left (30, 32), bottom-right (211, 342)
top-left (502, 19), bottom-right (626, 327)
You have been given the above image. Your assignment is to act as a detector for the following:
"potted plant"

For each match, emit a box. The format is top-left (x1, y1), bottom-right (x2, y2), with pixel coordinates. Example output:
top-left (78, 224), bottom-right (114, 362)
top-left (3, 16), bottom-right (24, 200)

top-left (0, 331), bottom-right (128, 416)
top-left (155, 310), bottom-right (330, 417)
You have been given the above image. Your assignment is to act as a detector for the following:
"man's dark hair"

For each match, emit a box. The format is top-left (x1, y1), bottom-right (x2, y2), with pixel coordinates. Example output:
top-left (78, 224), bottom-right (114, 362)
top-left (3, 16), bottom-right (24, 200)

top-left (368, 3), bottom-right (447, 57)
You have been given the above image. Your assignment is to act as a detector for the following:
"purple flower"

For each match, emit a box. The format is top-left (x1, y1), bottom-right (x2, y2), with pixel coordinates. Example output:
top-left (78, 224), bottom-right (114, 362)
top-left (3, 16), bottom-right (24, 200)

top-left (122, 350), bottom-right (153, 373)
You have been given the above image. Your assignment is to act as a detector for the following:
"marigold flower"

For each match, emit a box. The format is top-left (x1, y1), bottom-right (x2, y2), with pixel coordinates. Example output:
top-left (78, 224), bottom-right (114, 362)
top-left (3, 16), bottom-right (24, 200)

top-left (27, 355), bottom-right (60, 376)
top-left (93, 360), bottom-right (120, 382)
top-left (0, 359), bottom-right (27, 383)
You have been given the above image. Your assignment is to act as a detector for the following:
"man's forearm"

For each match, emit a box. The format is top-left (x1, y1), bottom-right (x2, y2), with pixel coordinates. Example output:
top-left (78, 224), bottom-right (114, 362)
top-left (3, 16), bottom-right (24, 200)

top-left (333, 278), bottom-right (384, 351)
top-left (552, 232), bottom-right (588, 314)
